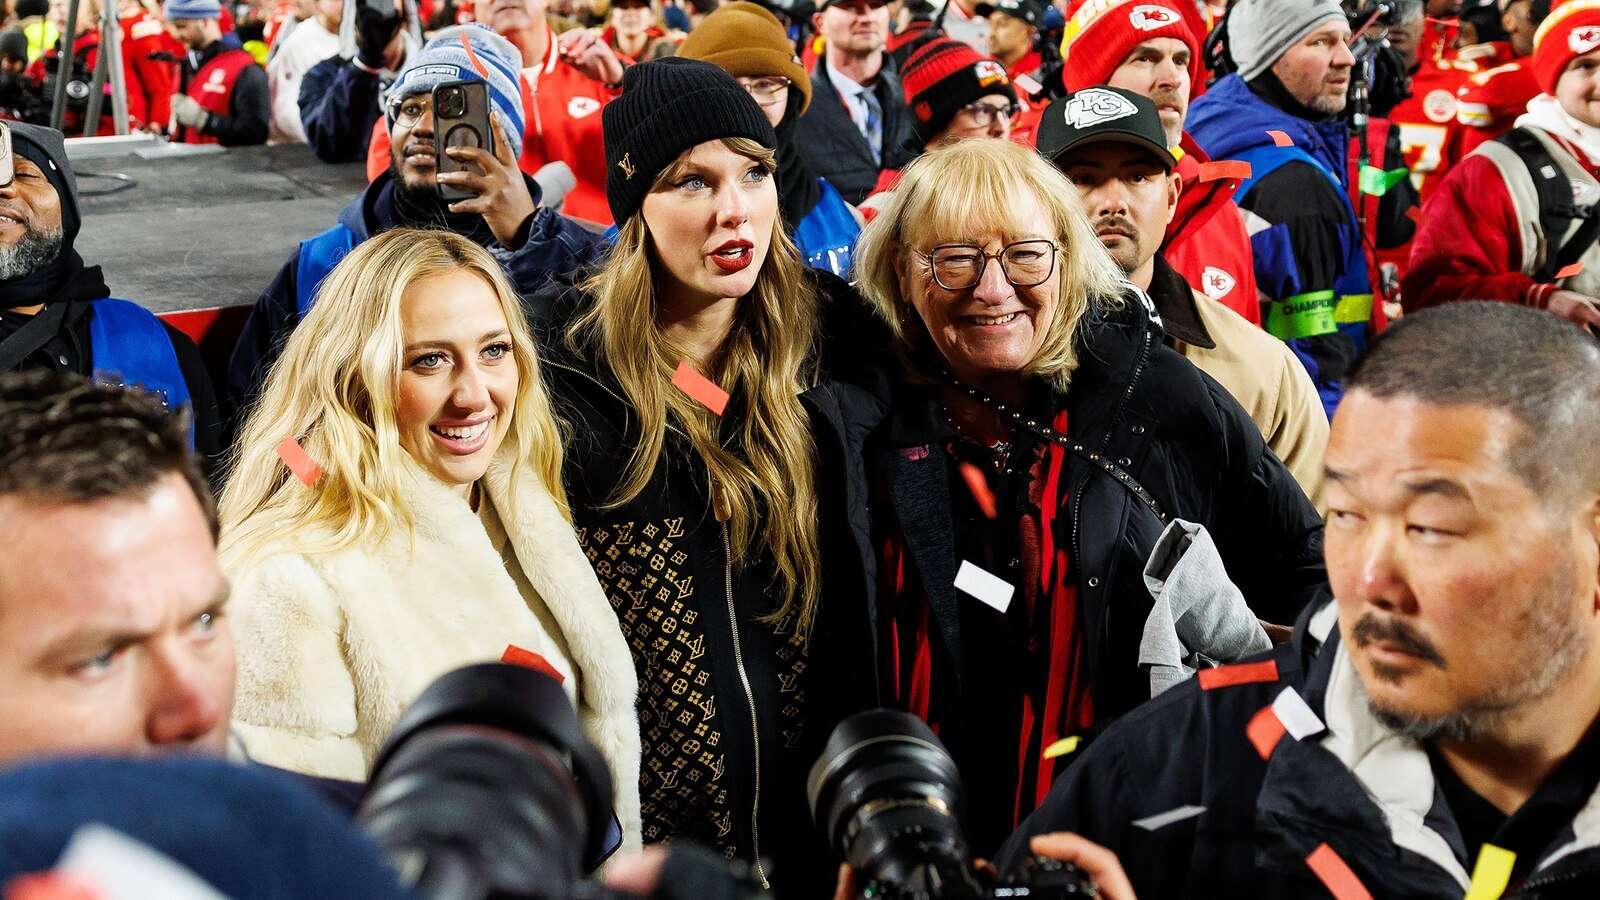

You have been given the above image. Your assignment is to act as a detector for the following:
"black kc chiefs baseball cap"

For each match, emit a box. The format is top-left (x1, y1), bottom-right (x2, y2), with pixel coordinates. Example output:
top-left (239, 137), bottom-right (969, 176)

top-left (974, 0), bottom-right (1045, 27)
top-left (1037, 86), bottom-right (1177, 171)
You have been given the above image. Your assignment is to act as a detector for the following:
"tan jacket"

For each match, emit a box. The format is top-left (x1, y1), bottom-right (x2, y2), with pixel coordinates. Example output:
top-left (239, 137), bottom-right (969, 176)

top-left (224, 451), bottom-right (643, 848)
top-left (1169, 289), bottom-right (1329, 509)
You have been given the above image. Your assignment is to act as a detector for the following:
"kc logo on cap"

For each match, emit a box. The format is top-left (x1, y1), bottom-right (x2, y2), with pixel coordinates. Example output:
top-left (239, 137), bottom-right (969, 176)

top-left (1064, 87), bottom-right (1138, 128)
top-left (1130, 3), bottom-right (1179, 30)
top-left (1571, 25), bottom-right (1600, 54)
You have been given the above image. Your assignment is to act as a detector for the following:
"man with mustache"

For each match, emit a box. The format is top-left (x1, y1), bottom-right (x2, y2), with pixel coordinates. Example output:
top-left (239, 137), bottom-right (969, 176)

top-left (1042, 86), bottom-right (1327, 506)
top-left (1188, 0), bottom-right (1379, 417)
top-left (1059, 0), bottom-right (1261, 327)
top-left (1000, 301), bottom-right (1600, 897)
top-left (1405, 1), bottom-right (1600, 333)
top-left (0, 121), bottom-right (222, 472)
top-left (225, 26), bottom-right (605, 426)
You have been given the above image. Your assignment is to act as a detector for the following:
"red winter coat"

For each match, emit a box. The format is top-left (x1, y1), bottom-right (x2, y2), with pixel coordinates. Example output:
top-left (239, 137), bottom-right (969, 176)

top-left (516, 37), bottom-right (618, 226)
top-left (1163, 134), bottom-right (1260, 326)
top-left (1401, 130), bottom-right (1600, 311)
top-left (121, 10), bottom-right (174, 130)
top-left (1455, 60), bottom-right (1539, 156)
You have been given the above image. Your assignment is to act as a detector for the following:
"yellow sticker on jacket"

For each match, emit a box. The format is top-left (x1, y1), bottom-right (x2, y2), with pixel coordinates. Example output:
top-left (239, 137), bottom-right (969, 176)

top-left (1463, 844), bottom-right (1515, 900)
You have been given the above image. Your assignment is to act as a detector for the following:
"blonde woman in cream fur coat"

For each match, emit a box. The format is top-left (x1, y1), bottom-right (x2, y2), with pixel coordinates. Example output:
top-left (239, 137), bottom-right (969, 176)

top-left (218, 229), bottom-right (641, 847)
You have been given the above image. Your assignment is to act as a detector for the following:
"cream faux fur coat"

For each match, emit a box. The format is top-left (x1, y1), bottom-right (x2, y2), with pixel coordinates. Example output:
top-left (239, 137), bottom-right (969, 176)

top-left (226, 453), bottom-right (642, 848)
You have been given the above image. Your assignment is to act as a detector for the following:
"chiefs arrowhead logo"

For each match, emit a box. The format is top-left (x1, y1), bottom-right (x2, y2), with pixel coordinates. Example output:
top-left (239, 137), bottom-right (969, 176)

top-left (973, 59), bottom-right (1009, 87)
top-left (1064, 88), bottom-right (1138, 128)
top-left (1571, 26), bottom-right (1600, 55)
top-left (1201, 266), bottom-right (1236, 301)
top-left (1130, 3), bottom-right (1180, 30)
top-left (568, 96), bottom-right (601, 118)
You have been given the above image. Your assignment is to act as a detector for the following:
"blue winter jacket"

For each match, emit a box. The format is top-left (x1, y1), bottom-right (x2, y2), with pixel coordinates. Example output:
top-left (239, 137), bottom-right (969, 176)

top-left (1188, 74), bottom-right (1373, 415)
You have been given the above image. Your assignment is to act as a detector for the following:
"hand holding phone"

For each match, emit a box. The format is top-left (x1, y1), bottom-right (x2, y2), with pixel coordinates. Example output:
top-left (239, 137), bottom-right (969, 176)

top-left (435, 96), bottom-right (537, 247)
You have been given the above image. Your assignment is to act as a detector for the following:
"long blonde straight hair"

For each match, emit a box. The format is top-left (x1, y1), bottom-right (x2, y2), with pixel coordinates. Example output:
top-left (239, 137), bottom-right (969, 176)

top-left (219, 228), bottom-right (568, 566)
top-left (568, 137), bottom-right (823, 639)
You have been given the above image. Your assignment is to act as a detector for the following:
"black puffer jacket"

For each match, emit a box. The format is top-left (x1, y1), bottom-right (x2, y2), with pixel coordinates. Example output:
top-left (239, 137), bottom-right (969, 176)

top-left (832, 286), bottom-right (1329, 852)
top-left (525, 271), bottom-right (883, 899)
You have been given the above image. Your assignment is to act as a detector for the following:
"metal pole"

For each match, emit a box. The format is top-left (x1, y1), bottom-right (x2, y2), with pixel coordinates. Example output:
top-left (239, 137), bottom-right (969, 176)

top-left (49, 0), bottom-right (83, 131)
top-left (82, 31), bottom-right (106, 136)
top-left (102, 0), bottom-right (130, 135)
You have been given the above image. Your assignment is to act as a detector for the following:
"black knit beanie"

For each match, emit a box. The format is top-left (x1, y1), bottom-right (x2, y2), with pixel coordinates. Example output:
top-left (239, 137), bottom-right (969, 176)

top-left (602, 57), bottom-right (777, 225)
top-left (901, 37), bottom-right (1017, 146)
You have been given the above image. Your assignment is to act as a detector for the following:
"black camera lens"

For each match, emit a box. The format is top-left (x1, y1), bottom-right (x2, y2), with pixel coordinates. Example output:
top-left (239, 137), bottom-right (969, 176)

top-left (438, 86), bottom-right (466, 119)
top-left (358, 663), bottom-right (617, 900)
top-left (809, 710), bottom-right (1097, 900)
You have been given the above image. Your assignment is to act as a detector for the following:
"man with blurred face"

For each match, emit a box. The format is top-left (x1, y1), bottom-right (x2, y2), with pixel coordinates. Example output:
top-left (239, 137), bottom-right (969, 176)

top-left (796, 0), bottom-right (917, 203)
top-left (1060, 0), bottom-right (1262, 325)
top-left (1189, 0), bottom-right (1377, 417)
top-left (977, 0), bottom-right (1042, 80)
top-left (0, 370), bottom-right (234, 764)
top-left (1044, 86), bottom-right (1327, 505)
top-left (1406, 3), bottom-right (1600, 331)
top-left (1000, 302), bottom-right (1600, 897)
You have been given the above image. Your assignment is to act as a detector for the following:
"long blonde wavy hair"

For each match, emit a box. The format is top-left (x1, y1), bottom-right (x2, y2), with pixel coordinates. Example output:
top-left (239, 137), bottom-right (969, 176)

top-left (568, 137), bottom-right (823, 639)
top-left (853, 138), bottom-right (1126, 393)
top-left (219, 228), bottom-right (568, 567)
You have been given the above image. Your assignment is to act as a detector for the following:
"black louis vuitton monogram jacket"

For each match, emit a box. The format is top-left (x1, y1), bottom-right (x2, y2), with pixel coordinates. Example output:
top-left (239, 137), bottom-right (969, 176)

top-left (527, 271), bottom-right (885, 900)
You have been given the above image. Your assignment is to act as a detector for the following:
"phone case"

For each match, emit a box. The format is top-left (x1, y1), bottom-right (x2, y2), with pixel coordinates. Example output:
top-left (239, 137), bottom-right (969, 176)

top-left (434, 80), bottom-right (492, 203)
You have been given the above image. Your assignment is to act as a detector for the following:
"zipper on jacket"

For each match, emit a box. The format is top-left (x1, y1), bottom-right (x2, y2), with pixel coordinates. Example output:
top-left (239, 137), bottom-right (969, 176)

top-left (1070, 325), bottom-right (1153, 574)
top-left (721, 518), bottom-right (770, 889)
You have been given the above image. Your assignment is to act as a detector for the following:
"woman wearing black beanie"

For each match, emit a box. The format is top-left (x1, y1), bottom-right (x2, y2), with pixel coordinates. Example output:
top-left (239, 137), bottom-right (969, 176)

top-left (528, 56), bottom-right (880, 898)
top-left (677, 1), bottom-right (863, 277)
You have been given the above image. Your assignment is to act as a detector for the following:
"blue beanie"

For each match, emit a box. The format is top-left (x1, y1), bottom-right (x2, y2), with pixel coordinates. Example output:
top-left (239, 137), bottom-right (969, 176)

top-left (388, 24), bottom-right (526, 145)
top-left (0, 756), bottom-right (413, 898)
top-left (164, 0), bottom-right (221, 19)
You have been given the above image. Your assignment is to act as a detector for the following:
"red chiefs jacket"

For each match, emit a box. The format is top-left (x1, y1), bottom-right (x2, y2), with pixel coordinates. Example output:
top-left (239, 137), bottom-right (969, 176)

top-left (121, 10), bottom-right (174, 130)
top-left (1402, 129), bottom-right (1600, 311)
top-left (1164, 133), bottom-right (1261, 326)
top-left (517, 36), bottom-right (619, 226)
top-left (1389, 57), bottom-right (1474, 205)
top-left (1455, 60), bottom-right (1539, 156)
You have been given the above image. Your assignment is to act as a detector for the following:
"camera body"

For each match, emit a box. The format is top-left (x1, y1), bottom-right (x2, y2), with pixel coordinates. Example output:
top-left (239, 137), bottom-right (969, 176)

top-left (808, 710), bottom-right (1098, 900)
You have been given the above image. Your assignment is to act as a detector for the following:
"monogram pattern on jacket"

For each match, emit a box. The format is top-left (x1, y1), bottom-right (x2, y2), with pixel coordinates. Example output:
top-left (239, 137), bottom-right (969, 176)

top-left (578, 516), bottom-right (811, 860)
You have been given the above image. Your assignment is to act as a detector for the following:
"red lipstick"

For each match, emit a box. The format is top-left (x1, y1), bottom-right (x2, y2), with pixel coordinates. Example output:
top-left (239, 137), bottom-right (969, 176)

top-left (710, 239), bottom-right (754, 274)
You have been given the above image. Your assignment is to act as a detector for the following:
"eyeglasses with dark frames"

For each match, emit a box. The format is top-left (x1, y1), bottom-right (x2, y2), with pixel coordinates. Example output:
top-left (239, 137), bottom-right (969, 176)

top-left (737, 76), bottom-right (793, 103)
top-left (919, 239), bottom-right (1060, 291)
top-left (959, 100), bottom-right (1018, 127)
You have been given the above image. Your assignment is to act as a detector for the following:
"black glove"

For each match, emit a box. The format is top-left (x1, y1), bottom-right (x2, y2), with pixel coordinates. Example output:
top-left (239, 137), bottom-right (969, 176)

top-left (355, 4), bottom-right (403, 70)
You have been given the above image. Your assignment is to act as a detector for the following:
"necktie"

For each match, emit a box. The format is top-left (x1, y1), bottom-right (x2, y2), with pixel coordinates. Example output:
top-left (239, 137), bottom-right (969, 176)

top-left (861, 89), bottom-right (883, 164)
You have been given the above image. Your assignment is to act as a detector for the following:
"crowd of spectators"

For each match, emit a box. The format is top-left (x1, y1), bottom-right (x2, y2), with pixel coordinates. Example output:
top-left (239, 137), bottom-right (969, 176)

top-left (4, 0), bottom-right (1600, 897)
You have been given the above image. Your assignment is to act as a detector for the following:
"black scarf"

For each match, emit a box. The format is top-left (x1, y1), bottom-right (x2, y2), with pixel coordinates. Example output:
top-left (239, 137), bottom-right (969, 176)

top-left (776, 96), bottom-right (821, 232)
top-left (384, 171), bottom-right (498, 246)
top-left (0, 246), bottom-right (110, 310)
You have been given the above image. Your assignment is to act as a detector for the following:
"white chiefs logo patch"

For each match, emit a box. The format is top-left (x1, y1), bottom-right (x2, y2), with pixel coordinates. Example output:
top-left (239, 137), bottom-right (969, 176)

top-left (1064, 88), bottom-right (1138, 128)
top-left (1571, 26), bottom-right (1600, 55)
top-left (1130, 3), bottom-right (1180, 30)
top-left (568, 96), bottom-right (601, 118)
top-left (201, 67), bottom-right (228, 94)
top-left (1423, 89), bottom-right (1456, 123)
top-left (1201, 266), bottom-right (1236, 301)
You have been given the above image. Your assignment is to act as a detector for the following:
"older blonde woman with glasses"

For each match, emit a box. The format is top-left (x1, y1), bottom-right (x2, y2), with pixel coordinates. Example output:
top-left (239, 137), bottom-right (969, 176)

top-left (847, 138), bottom-right (1327, 856)
top-left (677, 1), bottom-right (864, 277)
top-left (218, 228), bottom-right (641, 847)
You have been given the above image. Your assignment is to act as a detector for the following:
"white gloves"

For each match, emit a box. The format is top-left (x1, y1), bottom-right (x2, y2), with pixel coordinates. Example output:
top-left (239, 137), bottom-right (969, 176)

top-left (170, 94), bottom-right (208, 132)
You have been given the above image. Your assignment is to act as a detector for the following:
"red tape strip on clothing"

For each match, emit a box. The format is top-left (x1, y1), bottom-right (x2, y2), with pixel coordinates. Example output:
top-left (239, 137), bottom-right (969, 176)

top-left (1198, 160), bottom-right (1252, 183)
top-left (275, 437), bottom-right (322, 487)
top-left (1267, 129), bottom-right (1294, 147)
top-left (957, 461), bottom-right (998, 519)
top-left (1246, 705), bottom-right (1286, 759)
top-left (672, 361), bottom-right (730, 416)
top-left (458, 32), bottom-right (492, 80)
top-left (1305, 843), bottom-right (1374, 900)
top-left (1196, 658), bottom-right (1279, 690)
top-left (502, 644), bottom-right (565, 683)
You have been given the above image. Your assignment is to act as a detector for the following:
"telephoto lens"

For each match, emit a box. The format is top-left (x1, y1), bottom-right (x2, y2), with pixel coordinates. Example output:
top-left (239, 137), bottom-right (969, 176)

top-left (357, 663), bottom-right (619, 900)
top-left (807, 710), bottom-right (1098, 900)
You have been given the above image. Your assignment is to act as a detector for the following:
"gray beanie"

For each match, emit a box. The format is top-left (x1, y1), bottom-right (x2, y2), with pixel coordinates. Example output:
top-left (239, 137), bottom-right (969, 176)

top-left (1228, 0), bottom-right (1346, 83)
